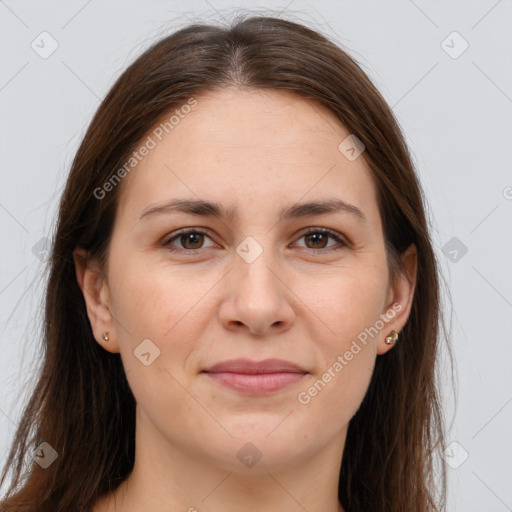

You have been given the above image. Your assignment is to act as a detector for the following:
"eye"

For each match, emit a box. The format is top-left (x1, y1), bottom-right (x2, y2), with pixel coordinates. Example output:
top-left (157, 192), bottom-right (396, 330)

top-left (162, 227), bottom-right (348, 254)
top-left (162, 228), bottom-right (217, 253)
top-left (293, 227), bottom-right (348, 253)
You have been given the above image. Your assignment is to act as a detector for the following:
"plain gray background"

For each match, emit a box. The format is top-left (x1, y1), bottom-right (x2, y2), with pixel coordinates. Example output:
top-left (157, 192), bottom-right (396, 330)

top-left (1, 0), bottom-right (511, 510)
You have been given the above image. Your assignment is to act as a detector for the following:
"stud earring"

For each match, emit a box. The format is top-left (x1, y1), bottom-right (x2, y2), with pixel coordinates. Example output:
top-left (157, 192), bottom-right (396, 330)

top-left (385, 330), bottom-right (399, 345)
top-left (102, 331), bottom-right (110, 342)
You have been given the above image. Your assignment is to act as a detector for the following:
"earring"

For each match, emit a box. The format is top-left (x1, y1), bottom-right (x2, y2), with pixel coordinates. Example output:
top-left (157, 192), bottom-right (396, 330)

top-left (102, 331), bottom-right (110, 342)
top-left (385, 330), bottom-right (399, 345)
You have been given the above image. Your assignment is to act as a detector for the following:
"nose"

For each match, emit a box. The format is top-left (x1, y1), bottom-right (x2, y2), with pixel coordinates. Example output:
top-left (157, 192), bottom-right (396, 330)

top-left (218, 248), bottom-right (296, 337)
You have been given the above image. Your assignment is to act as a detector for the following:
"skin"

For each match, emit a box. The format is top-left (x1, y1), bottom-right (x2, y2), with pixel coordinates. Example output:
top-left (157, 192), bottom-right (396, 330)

top-left (74, 87), bottom-right (417, 512)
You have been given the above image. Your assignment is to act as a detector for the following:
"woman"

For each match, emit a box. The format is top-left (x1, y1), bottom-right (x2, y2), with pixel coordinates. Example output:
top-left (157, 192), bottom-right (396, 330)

top-left (0, 13), bottom-right (450, 512)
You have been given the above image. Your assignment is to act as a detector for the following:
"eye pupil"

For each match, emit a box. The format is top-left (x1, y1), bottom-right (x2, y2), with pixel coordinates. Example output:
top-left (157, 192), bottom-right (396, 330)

top-left (305, 233), bottom-right (328, 249)
top-left (167, 229), bottom-right (342, 253)
top-left (181, 232), bottom-right (204, 249)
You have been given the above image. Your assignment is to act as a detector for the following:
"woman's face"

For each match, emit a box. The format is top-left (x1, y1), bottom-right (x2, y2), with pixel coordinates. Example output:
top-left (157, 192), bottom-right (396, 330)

top-left (78, 87), bottom-right (416, 474)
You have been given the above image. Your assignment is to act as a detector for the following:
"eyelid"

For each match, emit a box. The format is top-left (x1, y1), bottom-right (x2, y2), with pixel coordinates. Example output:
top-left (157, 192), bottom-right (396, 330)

top-left (293, 227), bottom-right (349, 254)
top-left (162, 227), bottom-right (218, 251)
top-left (296, 227), bottom-right (349, 245)
top-left (162, 226), bottom-right (349, 253)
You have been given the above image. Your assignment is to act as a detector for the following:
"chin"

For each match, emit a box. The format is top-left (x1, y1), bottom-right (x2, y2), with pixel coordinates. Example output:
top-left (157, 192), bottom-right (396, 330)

top-left (197, 426), bottom-right (317, 475)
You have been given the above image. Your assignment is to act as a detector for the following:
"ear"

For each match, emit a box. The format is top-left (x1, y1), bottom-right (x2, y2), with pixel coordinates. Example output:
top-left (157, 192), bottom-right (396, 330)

top-left (73, 247), bottom-right (120, 353)
top-left (377, 243), bottom-right (417, 355)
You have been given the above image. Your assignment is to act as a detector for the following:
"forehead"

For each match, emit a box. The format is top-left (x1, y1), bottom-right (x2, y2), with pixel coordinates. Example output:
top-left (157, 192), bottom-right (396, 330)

top-left (116, 87), bottom-right (380, 226)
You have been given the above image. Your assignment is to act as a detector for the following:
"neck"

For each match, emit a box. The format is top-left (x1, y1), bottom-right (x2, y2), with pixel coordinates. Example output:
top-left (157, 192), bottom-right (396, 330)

top-left (96, 405), bottom-right (347, 512)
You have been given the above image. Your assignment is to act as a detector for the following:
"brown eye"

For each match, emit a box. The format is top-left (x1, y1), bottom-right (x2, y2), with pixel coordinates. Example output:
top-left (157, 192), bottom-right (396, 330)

top-left (179, 232), bottom-right (205, 250)
top-left (304, 232), bottom-right (329, 249)
top-left (163, 229), bottom-right (216, 252)
top-left (294, 228), bottom-right (347, 253)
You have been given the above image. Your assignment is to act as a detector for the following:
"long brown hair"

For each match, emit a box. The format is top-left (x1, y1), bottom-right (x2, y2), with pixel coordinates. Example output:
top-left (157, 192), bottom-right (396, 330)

top-left (0, 12), bottom-right (451, 512)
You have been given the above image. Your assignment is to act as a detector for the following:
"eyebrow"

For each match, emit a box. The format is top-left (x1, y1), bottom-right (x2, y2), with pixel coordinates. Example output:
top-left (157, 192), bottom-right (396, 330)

top-left (139, 197), bottom-right (366, 223)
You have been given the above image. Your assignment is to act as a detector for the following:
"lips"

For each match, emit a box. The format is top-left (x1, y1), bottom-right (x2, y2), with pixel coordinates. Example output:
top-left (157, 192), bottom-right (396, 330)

top-left (203, 358), bottom-right (307, 374)
top-left (202, 358), bottom-right (308, 394)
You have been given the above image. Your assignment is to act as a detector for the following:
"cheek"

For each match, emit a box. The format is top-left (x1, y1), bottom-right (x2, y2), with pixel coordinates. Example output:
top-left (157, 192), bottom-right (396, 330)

top-left (296, 262), bottom-right (389, 353)
top-left (110, 261), bottom-right (212, 429)
top-left (109, 258), bottom-right (216, 341)
top-left (296, 348), bottom-right (376, 448)
top-left (292, 265), bottom-right (386, 417)
top-left (106, 259), bottom-right (223, 404)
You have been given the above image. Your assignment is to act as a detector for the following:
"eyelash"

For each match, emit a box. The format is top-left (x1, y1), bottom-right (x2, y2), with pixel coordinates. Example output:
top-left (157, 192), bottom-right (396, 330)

top-left (162, 227), bottom-right (348, 255)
